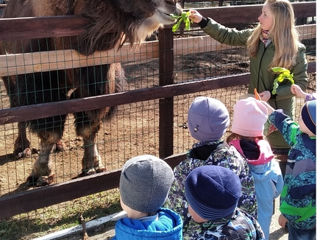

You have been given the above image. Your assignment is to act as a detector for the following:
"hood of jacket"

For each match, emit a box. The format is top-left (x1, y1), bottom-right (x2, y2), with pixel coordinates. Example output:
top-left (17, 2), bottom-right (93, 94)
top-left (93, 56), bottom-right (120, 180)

top-left (188, 140), bottom-right (226, 161)
top-left (113, 208), bottom-right (183, 240)
top-left (229, 138), bottom-right (273, 166)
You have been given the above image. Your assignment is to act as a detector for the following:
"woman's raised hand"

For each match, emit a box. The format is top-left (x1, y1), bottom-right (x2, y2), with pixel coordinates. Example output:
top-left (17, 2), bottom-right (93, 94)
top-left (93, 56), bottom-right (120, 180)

top-left (189, 9), bottom-right (203, 23)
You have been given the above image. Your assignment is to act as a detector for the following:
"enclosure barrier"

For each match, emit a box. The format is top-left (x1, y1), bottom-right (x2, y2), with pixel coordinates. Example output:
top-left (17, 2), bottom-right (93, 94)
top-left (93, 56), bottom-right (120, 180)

top-left (0, 2), bottom-right (316, 219)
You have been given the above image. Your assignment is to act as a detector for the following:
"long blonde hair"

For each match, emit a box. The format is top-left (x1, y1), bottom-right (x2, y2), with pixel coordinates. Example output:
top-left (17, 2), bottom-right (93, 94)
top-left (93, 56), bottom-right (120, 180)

top-left (247, 0), bottom-right (299, 69)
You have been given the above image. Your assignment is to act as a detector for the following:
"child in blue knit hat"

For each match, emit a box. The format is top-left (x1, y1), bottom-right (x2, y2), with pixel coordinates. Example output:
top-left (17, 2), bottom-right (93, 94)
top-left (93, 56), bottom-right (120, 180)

top-left (261, 86), bottom-right (316, 240)
top-left (165, 96), bottom-right (257, 239)
top-left (113, 155), bottom-right (183, 240)
top-left (185, 165), bottom-right (264, 239)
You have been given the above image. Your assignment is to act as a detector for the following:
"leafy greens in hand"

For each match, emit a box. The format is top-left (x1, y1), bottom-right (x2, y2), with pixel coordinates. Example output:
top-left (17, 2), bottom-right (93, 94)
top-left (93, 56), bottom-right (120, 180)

top-left (271, 67), bottom-right (294, 95)
top-left (171, 11), bottom-right (191, 32)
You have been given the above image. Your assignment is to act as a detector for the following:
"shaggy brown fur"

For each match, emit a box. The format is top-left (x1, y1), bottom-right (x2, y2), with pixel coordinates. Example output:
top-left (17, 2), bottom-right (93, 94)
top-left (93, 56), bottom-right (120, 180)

top-left (1, 0), bottom-right (181, 186)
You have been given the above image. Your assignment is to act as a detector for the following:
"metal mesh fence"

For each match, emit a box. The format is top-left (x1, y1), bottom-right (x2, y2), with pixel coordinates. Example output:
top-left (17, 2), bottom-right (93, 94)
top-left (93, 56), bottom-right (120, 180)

top-left (0, 36), bottom-right (163, 195)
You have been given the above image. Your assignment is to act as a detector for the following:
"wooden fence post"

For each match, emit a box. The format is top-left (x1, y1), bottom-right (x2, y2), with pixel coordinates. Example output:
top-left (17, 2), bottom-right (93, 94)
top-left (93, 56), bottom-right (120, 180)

top-left (158, 27), bottom-right (174, 159)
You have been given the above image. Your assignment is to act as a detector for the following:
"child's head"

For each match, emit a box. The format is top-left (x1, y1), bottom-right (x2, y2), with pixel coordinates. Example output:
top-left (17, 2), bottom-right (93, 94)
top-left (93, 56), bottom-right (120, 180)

top-left (119, 155), bottom-right (174, 218)
top-left (185, 165), bottom-right (242, 223)
top-left (299, 100), bottom-right (316, 137)
top-left (231, 97), bottom-right (268, 138)
top-left (188, 96), bottom-right (230, 142)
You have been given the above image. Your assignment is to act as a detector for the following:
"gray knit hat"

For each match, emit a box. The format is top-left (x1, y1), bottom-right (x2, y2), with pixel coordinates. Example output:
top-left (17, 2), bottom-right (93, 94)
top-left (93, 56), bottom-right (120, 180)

top-left (120, 155), bottom-right (174, 214)
top-left (188, 96), bottom-right (230, 142)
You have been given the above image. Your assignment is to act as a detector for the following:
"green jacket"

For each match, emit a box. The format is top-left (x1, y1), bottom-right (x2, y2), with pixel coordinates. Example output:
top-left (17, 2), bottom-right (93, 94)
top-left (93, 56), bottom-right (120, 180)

top-left (202, 18), bottom-right (308, 149)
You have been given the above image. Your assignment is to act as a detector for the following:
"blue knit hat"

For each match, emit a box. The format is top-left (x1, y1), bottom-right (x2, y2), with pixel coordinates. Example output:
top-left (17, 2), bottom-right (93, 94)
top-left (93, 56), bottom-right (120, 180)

top-left (301, 100), bottom-right (316, 135)
top-left (188, 97), bottom-right (230, 142)
top-left (185, 165), bottom-right (242, 221)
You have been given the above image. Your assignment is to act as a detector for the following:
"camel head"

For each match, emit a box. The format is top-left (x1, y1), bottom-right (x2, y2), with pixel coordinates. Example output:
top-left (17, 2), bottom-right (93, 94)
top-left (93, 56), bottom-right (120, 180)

top-left (77, 0), bottom-right (182, 55)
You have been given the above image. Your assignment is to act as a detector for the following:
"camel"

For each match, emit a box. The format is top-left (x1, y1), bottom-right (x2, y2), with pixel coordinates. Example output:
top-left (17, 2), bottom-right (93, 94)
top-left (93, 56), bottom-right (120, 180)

top-left (1, 0), bottom-right (181, 186)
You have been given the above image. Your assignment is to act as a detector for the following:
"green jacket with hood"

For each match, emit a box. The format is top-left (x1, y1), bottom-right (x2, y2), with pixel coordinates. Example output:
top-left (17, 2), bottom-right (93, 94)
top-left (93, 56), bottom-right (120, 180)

top-left (201, 18), bottom-right (308, 149)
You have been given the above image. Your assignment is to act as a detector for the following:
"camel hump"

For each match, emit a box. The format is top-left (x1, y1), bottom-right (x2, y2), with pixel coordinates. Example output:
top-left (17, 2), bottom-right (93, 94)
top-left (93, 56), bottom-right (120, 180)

top-left (3, 0), bottom-right (77, 17)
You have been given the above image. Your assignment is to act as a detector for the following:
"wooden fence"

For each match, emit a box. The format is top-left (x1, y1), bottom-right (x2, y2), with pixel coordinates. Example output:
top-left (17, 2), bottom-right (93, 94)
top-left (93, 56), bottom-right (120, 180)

top-left (0, 2), bottom-right (316, 219)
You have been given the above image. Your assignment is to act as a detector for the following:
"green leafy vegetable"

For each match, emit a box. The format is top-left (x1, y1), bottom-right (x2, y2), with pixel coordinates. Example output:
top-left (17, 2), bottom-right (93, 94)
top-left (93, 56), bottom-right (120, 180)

top-left (271, 67), bottom-right (294, 95)
top-left (171, 11), bottom-right (191, 33)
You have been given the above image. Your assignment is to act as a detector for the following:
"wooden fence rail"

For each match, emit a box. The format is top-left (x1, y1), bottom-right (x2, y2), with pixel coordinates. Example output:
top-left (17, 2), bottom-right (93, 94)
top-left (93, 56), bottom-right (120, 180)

top-left (0, 2), bottom-right (314, 41)
top-left (0, 24), bottom-right (315, 77)
top-left (0, 2), bottom-right (316, 219)
top-left (0, 61), bottom-right (315, 126)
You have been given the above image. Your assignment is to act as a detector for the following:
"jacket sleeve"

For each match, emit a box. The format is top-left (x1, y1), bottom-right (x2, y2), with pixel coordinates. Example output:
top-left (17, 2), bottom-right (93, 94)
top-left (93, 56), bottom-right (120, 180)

top-left (305, 93), bottom-right (317, 101)
top-left (164, 161), bottom-right (191, 223)
top-left (275, 45), bottom-right (308, 101)
top-left (202, 18), bottom-right (253, 46)
top-left (271, 160), bottom-right (284, 198)
top-left (268, 110), bottom-right (300, 146)
top-left (280, 159), bottom-right (316, 226)
top-left (246, 213), bottom-right (265, 240)
top-left (289, 158), bottom-right (316, 199)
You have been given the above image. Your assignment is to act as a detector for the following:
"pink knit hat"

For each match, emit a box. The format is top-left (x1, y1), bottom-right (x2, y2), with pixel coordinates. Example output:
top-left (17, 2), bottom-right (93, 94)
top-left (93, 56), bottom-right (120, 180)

top-left (231, 97), bottom-right (268, 137)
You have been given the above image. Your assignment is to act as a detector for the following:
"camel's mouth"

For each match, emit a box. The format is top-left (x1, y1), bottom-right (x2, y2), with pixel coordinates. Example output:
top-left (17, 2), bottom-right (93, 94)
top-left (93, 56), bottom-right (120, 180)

top-left (156, 9), bottom-right (178, 24)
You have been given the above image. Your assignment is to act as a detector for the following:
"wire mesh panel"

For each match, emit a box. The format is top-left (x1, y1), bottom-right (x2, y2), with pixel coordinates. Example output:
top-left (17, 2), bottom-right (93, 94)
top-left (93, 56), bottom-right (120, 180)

top-left (0, 36), bottom-right (161, 238)
top-left (0, 34), bottom-right (163, 192)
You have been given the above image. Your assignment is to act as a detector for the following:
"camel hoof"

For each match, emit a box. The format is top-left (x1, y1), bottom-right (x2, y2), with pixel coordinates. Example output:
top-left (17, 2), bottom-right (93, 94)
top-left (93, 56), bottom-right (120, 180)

top-left (86, 168), bottom-right (97, 175)
top-left (95, 167), bottom-right (106, 173)
top-left (77, 169), bottom-right (94, 178)
top-left (52, 140), bottom-right (65, 153)
top-left (78, 167), bottom-right (106, 178)
top-left (15, 148), bottom-right (32, 159)
top-left (27, 174), bottom-right (55, 186)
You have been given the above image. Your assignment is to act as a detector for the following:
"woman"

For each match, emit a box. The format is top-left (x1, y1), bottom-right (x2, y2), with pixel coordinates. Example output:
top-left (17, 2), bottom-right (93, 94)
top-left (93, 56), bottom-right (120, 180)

top-left (189, 0), bottom-right (308, 172)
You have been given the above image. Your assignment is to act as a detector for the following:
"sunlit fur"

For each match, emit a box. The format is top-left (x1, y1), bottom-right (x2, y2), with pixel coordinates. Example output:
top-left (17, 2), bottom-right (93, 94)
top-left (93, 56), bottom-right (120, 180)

top-left (3, 0), bottom-right (181, 55)
top-left (74, 0), bottom-right (181, 54)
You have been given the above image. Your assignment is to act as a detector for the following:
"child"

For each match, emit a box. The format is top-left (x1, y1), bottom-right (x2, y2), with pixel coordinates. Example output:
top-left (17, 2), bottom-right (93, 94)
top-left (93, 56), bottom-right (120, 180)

top-left (113, 155), bottom-right (183, 240)
top-left (165, 96), bottom-right (257, 237)
top-left (261, 94), bottom-right (316, 240)
top-left (184, 165), bottom-right (264, 239)
top-left (227, 97), bottom-right (284, 239)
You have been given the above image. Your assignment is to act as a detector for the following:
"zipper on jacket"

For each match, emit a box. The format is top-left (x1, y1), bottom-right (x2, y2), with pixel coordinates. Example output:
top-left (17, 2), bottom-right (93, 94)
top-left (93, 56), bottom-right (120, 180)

top-left (257, 45), bottom-right (267, 92)
top-left (258, 44), bottom-right (278, 108)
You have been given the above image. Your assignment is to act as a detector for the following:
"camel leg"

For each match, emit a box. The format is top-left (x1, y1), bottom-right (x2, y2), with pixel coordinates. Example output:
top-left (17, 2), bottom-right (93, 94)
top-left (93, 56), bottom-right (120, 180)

top-left (27, 132), bottom-right (60, 186)
top-left (77, 124), bottom-right (105, 176)
top-left (72, 65), bottom-right (110, 176)
top-left (14, 122), bottom-right (64, 158)
top-left (2, 76), bottom-right (32, 158)
top-left (14, 122), bottom-right (31, 158)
